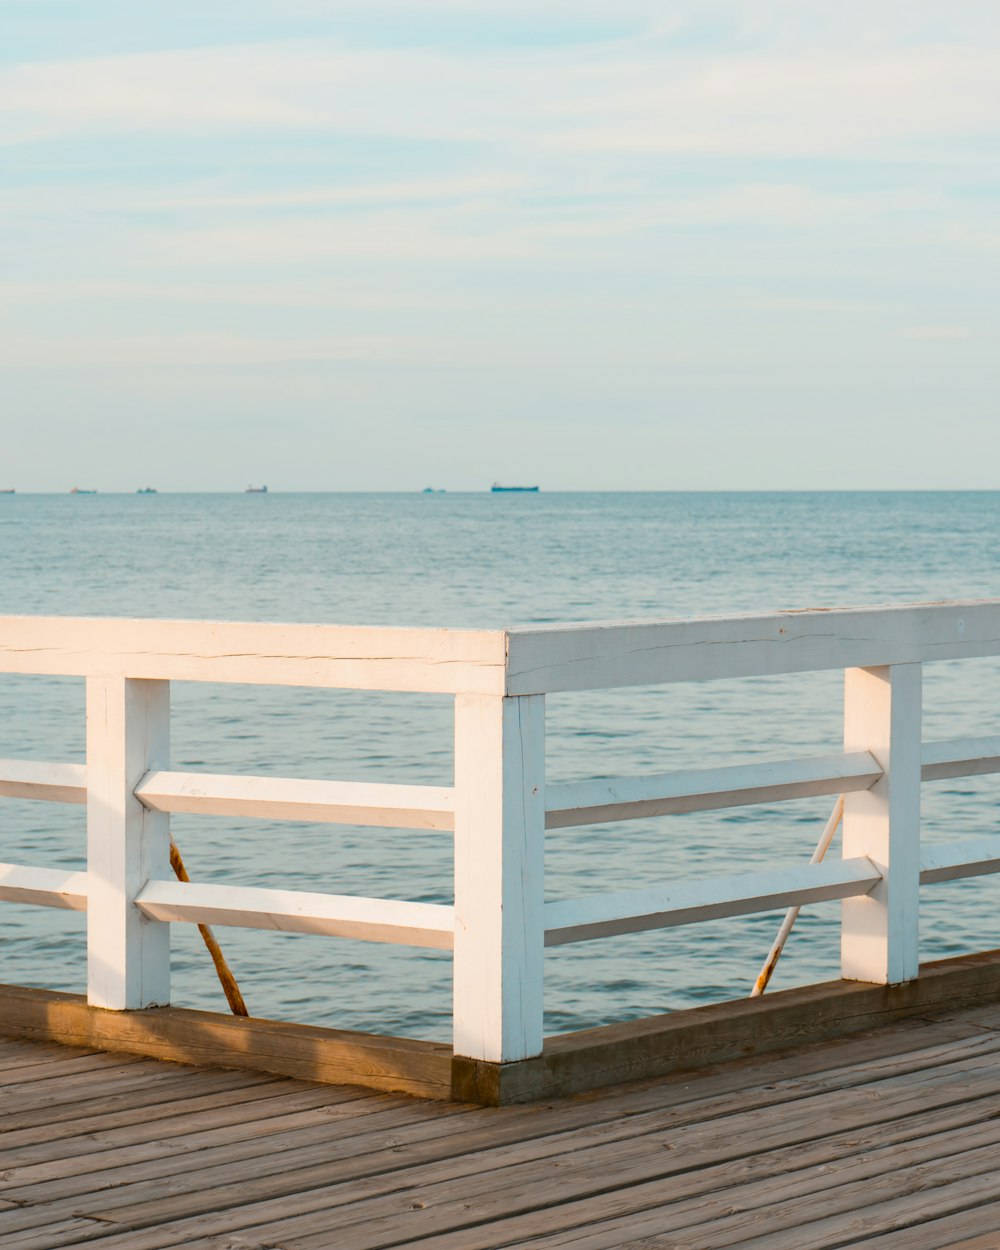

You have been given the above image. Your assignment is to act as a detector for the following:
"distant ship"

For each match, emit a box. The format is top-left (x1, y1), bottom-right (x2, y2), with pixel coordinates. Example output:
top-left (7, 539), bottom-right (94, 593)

top-left (491, 483), bottom-right (539, 492)
top-left (245, 485), bottom-right (268, 493)
top-left (137, 487), bottom-right (157, 494)
top-left (70, 487), bottom-right (97, 494)
top-left (0, 488), bottom-right (14, 494)
top-left (421, 487), bottom-right (446, 493)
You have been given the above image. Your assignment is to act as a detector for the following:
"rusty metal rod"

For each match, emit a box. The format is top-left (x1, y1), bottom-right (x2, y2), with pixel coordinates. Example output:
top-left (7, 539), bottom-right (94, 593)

top-left (169, 840), bottom-right (249, 1017)
top-left (750, 794), bottom-right (845, 998)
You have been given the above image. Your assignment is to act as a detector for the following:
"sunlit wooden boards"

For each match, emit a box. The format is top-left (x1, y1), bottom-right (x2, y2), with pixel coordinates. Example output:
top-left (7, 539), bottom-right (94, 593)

top-left (5, 949), bottom-right (1000, 1107)
top-left (0, 984), bottom-right (452, 1100)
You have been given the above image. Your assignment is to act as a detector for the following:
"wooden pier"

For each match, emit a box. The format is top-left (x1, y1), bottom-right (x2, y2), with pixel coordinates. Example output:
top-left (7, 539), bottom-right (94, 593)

top-left (4, 605), bottom-right (1000, 1102)
top-left (3, 999), bottom-right (1000, 1249)
top-left (4, 601), bottom-right (1000, 1245)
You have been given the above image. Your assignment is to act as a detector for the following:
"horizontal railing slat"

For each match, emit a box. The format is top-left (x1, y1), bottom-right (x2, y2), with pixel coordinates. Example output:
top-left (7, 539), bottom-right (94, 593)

top-left (135, 880), bottom-right (455, 948)
top-left (4, 834), bottom-right (1000, 942)
top-left (0, 863), bottom-right (88, 910)
top-left (4, 734), bottom-right (1000, 831)
top-left (135, 771), bottom-right (455, 830)
top-left (921, 735), bottom-right (1000, 782)
top-left (545, 751), bottom-right (881, 829)
top-left (0, 760), bottom-right (86, 804)
top-left (543, 857), bottom-right (881, 945)
top-left (544, 736), bottom-right (1000, 830)
top-left (920, 837), bottom-right (1000, 884)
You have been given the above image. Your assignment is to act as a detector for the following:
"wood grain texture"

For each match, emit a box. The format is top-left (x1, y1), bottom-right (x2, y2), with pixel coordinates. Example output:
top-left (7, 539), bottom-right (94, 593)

top-left (0, 615), bottom-right (506, 694)
top-left (5, 949), bottom-right (1000, 1110)
top-left (6, 996), bottom-right (1000, 1250)
top-left (0, 984), bottom-right (452, 1100)
top-left (505, 600), bottom-right (1000, 694)
top-left (453, 947), bottom-right (1000, 1105)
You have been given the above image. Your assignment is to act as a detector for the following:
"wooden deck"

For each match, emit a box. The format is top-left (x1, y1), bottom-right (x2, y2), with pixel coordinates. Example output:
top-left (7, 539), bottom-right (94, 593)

top-left (3, 1006), bottom-right (1000, 1249)
top-left (1, 1010), bottom-right (1000, 1245)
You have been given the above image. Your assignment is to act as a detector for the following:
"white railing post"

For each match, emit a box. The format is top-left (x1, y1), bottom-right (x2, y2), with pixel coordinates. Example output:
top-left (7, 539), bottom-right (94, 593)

top-left (86, 677), bottom-right (171, 1009)
top-left (841, 663), bottom-right (922, 985)
top-left (453, 693), bottom-right (545, 1063)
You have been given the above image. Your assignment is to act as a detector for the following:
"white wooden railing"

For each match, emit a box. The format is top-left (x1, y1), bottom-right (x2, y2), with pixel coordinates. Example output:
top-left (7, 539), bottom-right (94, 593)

top-left (2, 603), bottom-right (1000, 1065)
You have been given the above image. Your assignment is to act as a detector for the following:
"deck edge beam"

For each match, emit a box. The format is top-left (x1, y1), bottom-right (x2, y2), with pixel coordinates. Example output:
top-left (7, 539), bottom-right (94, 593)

top-left (4, 947), bottom-right (1000, 1106)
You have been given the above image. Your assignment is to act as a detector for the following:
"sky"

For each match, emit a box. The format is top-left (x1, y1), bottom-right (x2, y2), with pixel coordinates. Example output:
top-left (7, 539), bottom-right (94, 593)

top-left (1, 1), bottom-right (998, 491)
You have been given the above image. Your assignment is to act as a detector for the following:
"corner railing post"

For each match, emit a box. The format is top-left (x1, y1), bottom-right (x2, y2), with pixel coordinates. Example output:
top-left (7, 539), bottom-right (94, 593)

top-left (453, 693), bottom-right (545, 1063)
top-left (841, 663), bottom-right (922, 985)
top-left (86, 676), bottom-right (171, 1009)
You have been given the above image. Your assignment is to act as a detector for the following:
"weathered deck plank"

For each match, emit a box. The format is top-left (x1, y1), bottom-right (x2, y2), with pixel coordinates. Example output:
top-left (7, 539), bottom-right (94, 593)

top-left (3, 1006), bottom-right (1000, 1250)
top-left (491, 1126), bottom-right (1000, 1248)
top-left (8, 1028), bottom-right (997, 1217)
top-left (903, 1220), bottom-right (1000, 1250)
top-left (0, 1073), bottom-right (318, 1150)
top-left (0, 1088), bottom-right (415, 1177)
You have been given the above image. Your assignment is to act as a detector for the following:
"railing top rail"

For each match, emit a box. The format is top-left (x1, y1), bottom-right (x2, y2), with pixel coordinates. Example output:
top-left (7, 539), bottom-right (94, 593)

top-left (504, 599), bottom-right (1000, 693)
top-left (4, 599), bottom-right (1000, 695)
top-left (0, 616), bottom-right (507, 694)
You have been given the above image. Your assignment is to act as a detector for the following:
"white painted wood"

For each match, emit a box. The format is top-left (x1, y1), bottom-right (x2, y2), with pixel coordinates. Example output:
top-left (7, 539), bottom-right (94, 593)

top-left (920, 838), bottom-right (1000, 884)
top-left (86, 677), bottom-right (171, 1010)
top-left (841, 664), bottom-right (922, 986)
top-left (0, 863), bottom-right (88, 910)
top-left (0, 759), bottom-right (87, 804)
top-left (544, 855), bottom-right (881, 945)
top-left (5, 601), bottom-right (1000, 1045)
top-left (452, 694), bottom-right (545, 1063)
top-left (921, 735), bottom-right (1000, 781)
top-left (545, 751), bottom-right (880, 829)
top-left (505, 600), bottom-right (1000, 694)
top-left (135, 770), bottom-right (454, 829)
top-left (4, 603), bottom-right (1000, 698)
top-left (135, 879), bottom-right (454, 947)
top-left (0, 616), bottom-right (506, 694)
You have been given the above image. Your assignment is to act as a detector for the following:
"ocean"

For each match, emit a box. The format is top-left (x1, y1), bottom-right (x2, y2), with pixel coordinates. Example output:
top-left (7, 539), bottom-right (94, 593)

top-left (2, 490), bottom-right (999, 1041)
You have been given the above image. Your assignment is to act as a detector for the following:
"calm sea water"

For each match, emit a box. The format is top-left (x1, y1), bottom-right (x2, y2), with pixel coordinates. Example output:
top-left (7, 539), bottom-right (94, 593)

top-left (2, 491), bottom-right (1000, 1041)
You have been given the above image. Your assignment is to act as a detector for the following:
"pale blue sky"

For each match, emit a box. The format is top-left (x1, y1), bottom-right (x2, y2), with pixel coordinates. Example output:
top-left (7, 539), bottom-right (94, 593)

top-left (2, 2), bottom-right (998, 490)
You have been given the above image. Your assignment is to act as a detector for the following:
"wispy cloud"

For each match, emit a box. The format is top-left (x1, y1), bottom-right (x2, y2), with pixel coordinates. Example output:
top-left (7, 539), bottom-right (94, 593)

top-left (3, 3), bottom-right (998, 488)
top-left (0, 332), bottom-right (443, 368)
top-left (902, 326), bottom-right (978, 343)
top-left (0, 173), bottom-right (527, 218)
top-left (0, 280), bottom-right (424, 310)
top-left (1, 34), bottom-right (997, 157)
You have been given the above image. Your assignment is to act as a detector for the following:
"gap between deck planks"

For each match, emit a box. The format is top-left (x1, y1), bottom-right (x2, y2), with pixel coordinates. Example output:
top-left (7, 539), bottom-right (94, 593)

top-left (0, 1011), bottom-right (980, 1181)
top-left (5, 947), bottom-right (1000, 1106)
top-left (5, 1008), bottom-right (1000, 1249)
top-left (43, 1082), bottom-right (1000, 1247)
top-left (8, 1037), bottom-right (997, 1220)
